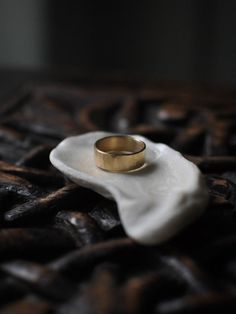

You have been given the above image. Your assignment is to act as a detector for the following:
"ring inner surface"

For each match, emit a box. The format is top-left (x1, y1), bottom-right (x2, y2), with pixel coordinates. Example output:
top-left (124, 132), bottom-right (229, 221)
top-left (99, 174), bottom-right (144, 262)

top-left (96, 136), bottom-right (145, 155)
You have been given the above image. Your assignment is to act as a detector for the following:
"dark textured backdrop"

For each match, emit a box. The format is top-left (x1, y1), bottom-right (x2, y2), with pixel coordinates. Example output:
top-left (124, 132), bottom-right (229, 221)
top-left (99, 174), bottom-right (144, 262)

top-left (0, 0), bottom-right (236, 86)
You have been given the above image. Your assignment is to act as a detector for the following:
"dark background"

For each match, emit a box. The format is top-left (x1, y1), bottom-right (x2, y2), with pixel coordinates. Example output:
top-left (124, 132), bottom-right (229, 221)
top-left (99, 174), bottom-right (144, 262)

top-left (0, 0), bottom-right (236, 86)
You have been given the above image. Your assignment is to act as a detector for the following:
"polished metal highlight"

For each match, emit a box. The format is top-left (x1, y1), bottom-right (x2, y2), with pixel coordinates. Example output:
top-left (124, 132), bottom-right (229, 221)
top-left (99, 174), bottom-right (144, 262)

top-left (94, 135), bottom-right (146, 172)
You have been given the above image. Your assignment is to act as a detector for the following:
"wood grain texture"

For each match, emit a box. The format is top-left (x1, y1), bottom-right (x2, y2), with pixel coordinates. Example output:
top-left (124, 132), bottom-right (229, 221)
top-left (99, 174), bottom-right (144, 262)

top-left (0, 83), bottom-right (235, 313)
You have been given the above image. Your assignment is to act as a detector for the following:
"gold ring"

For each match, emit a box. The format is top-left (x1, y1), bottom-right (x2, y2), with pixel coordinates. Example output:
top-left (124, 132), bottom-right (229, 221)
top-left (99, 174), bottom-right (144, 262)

top-left (94, 135), bottom-right (146, 172)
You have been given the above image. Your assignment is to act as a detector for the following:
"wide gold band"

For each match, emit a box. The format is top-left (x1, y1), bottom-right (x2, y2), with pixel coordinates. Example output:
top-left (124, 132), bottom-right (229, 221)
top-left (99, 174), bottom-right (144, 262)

top-left (94, 135), bottom-right (146, 172)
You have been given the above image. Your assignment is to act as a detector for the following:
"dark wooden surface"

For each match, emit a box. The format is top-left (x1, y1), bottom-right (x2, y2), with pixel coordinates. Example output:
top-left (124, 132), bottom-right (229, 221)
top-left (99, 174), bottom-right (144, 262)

top-left (0, 72), bottom-right (236, 313)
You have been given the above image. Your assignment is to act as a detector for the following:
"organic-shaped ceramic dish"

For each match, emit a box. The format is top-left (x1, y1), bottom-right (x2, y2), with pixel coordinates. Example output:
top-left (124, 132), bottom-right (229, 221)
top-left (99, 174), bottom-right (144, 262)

top-left (50, 132), bottom-right (208, 245)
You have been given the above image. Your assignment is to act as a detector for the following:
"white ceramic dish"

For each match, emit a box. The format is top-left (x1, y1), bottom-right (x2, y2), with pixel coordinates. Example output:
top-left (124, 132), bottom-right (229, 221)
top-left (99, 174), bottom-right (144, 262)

top-left (50, 131), bottom-right (208, 245)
